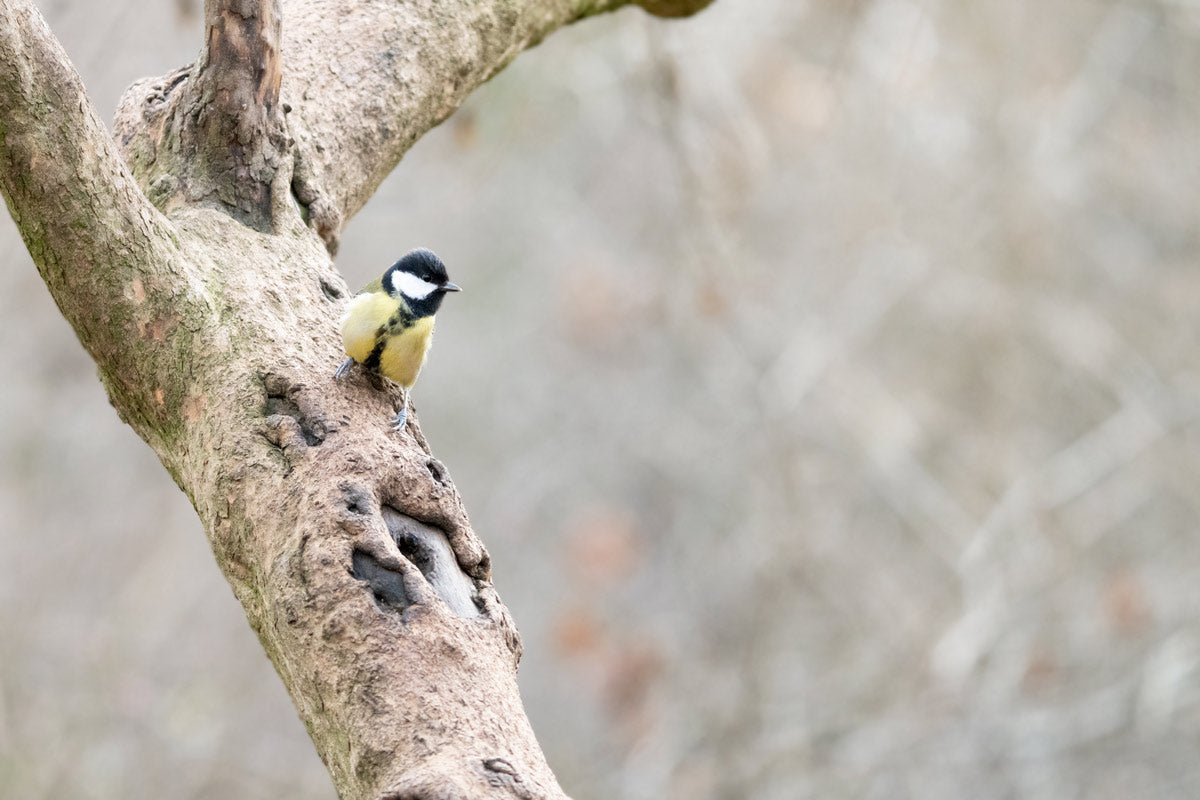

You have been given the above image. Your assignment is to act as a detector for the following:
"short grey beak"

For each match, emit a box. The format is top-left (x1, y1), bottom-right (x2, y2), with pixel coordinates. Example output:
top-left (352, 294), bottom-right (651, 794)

top-left (441, 282), bottom-right (462, 292)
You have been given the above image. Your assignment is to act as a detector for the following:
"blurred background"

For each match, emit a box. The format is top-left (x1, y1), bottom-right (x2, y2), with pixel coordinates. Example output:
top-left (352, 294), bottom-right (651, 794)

top-left (3, 0), bottom-right (1200, 797)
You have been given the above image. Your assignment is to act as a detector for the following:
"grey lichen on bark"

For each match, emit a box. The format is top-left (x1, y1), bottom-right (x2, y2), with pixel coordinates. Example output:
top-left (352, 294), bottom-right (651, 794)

top-left (0, 0), bottom-right (713, 797)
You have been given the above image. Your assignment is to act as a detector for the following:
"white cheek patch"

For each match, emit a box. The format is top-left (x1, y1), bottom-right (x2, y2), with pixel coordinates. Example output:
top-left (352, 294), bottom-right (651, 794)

top-left (388, 270), bottom-right (439, 300)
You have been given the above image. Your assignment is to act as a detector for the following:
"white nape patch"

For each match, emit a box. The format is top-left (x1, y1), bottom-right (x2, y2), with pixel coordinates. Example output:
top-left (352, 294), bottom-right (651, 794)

top-left (388, 269), bottom-right (439, 300)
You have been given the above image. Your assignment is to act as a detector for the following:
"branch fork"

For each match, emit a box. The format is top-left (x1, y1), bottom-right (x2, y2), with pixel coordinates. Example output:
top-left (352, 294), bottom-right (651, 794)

top-left (0, 0), bottom-right (715, 796)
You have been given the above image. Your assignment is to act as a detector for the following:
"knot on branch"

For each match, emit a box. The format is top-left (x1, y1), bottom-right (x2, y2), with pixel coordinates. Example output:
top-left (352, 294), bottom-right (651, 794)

top-left (113, 66), bottom-right (192, 195)
top-left (333, 477), bottom-right (481, 619)
top-left (261, 372), bottom-right (331, 445)
top-left (258, 371), bottom-right (334, 473)
top-left (377, 754), bottom-right (560, 800)
top-left (348, 508), bottom-right (483, 621)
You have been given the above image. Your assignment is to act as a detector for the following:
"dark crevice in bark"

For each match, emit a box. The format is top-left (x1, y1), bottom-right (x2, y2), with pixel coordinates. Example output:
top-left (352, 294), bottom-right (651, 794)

top-left (290, 136), bottom-right (342, 255)
top-left (261, 372), bottom-right (330, 445)
top-left (341, 482), bottom-right (375, 517)
top-left (479, 756), bottom-right (538, 800)
top-left (377, 507), bottom-right (482, 620)
top-left (320, 274), bottom-right (346, 302)
top-left (424, 458), bottom-right (449, 486)
top-left (352, 547), bottom-right (417, 612)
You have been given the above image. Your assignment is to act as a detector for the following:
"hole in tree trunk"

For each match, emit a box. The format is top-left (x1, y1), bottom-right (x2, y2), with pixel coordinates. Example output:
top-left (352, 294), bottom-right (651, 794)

top-left (351, 548), bottom-right (413, 611)
top-left (351, 509), bottom-right (482, 619)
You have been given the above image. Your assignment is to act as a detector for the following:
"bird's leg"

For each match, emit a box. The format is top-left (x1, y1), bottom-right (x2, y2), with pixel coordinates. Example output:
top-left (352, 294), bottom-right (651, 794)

top-left (335, 357), bottom-right (354, 379)
top-left (390, 390), bottom-right (409, 431)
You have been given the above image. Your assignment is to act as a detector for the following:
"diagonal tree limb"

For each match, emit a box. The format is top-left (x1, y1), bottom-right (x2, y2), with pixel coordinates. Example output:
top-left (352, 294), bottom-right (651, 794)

top-left (116, 0), bottom-right (715, 254)
top-left (276, 0), bottom-right (715, 246)
top-left (0, 0), bottom-right (191, 453)
top-left (1, 0), bottom-right (715, 797)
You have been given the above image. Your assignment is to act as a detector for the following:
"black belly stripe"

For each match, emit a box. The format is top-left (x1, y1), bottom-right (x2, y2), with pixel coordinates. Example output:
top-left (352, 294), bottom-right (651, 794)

top-left (363, 310), bottom-right (417, 373)
top-left (364, 324), bottom-right (388, 372)
top-left (363, 341), bottom-right (385, 372)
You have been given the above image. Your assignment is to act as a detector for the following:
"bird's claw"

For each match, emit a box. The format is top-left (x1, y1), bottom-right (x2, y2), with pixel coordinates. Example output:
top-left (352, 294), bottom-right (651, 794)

top-left (390, 391), bottom-right (410, 432)
top-left (334, 357), bottom-right (354, 379)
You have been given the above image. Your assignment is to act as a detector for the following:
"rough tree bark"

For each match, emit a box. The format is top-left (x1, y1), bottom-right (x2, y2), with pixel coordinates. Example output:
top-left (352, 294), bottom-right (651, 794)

top-left (0, 0), bottom-right (713, 797)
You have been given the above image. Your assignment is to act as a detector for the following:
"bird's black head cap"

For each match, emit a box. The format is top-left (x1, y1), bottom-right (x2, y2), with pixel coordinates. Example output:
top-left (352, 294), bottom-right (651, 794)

top-left (384, 247), bottom-right (460, 318)
top-left (394, 247), bottom-right (450, 285)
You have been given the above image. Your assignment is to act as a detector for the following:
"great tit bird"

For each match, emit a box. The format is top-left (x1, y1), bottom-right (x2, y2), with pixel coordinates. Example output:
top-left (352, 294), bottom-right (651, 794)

top-left (335, 248), bottom-right (461, 431)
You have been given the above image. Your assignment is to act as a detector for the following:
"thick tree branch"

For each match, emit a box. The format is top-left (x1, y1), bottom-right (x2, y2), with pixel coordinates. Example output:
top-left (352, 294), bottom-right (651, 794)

top-left (3, 0), bottom-right (715, 797)
top-left (278, 0), bottom-right (713, 243)
top-left (0, 0), bottom-right (196, 454)
top-left (189, 0), bottom-right (288, 228)
top-left (115, 0), bottom-right (714, 253)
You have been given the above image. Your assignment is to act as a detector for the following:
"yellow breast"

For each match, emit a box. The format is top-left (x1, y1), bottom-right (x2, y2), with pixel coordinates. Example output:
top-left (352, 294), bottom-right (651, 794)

top-left (340, 292), bottom-right (395, 362)
top-left (379, 315), bottom-right (435, 388)
top-left (339, 292), bottom-right (436, 389)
